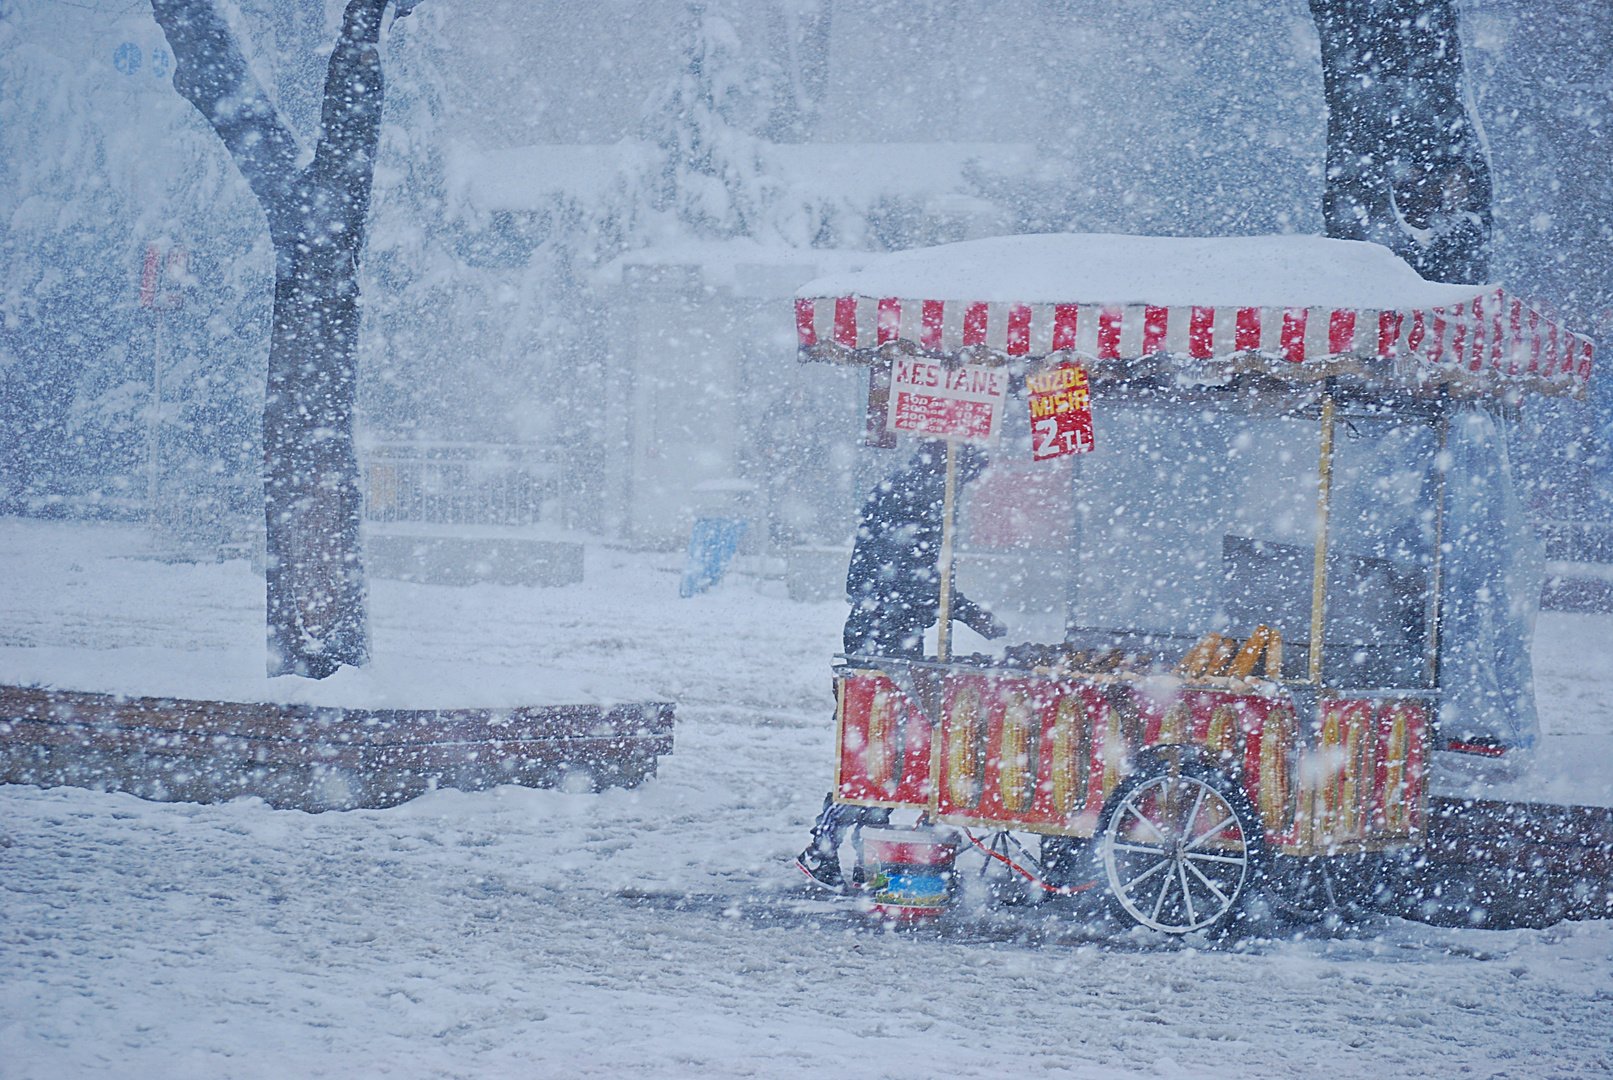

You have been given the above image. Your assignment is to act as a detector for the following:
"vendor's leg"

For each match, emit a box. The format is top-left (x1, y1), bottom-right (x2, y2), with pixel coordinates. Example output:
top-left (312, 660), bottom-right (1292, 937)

top-left (817, 801), bottom-right (889, 851)
top-left (801, 798), bottom-right (893, 888)
top-left (807, 792), bottom-right (847, 855)
top-left (798, 794), bottom-right (850, 887)
top-left (848, 606), bottom-right (926, 662)
top-left (843, 605), bottom-right (876, 657)
top-left (873, 618), bottom-right (926, 661)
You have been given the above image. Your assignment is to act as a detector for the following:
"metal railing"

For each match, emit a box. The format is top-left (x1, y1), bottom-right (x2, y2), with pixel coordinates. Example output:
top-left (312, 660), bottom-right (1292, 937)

top-left (361, 442), bottom-right (560, 526)
top-left (1533, 519), bottom-right (1613, 564)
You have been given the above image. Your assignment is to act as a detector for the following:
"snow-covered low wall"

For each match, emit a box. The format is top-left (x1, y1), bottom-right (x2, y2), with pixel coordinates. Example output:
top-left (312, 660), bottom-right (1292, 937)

top-left (0, 684), bottom-right (674, 811)
top-left (367, 534), bottom-right (585, 588)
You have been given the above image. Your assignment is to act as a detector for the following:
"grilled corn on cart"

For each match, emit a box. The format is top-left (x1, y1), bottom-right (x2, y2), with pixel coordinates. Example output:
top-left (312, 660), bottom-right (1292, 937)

top-left (794, 233), bottom-right (1599, 933)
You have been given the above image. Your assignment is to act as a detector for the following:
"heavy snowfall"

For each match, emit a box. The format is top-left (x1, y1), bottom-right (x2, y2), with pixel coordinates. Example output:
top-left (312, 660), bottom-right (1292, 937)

top-left (3, 518), bottom-right (1612, 1077)
top-left (3, 0), bottom-right (1613, 1076)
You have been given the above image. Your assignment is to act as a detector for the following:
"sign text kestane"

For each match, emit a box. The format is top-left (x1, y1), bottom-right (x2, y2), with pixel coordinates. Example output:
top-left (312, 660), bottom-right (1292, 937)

top-left (887, 359), bottom-right (1006, 443)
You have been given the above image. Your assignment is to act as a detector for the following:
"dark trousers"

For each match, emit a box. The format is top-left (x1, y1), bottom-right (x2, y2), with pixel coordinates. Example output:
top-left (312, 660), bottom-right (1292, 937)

top-left (808, 792), bottom-right (891, 860)
top-left (843, 607), bottom-right (927, 661)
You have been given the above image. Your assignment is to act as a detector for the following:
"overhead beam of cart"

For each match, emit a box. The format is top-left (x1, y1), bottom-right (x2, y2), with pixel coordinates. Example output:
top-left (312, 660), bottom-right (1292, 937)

top-left (795, 234), bottom-right (1594, 400)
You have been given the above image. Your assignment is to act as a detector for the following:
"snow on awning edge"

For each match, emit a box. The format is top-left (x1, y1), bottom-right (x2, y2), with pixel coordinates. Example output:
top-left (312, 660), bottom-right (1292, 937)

top-left (793, 289), bottom-right (1594, 401)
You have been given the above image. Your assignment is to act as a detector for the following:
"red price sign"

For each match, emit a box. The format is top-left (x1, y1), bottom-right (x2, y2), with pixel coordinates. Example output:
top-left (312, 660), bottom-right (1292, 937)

top-left (1027, 361), bottom-right (1094, 461)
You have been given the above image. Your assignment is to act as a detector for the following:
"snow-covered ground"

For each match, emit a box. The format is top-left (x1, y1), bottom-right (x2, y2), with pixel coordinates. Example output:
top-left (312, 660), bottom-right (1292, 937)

top-left (3, 518), bottom-right (1612, 1078)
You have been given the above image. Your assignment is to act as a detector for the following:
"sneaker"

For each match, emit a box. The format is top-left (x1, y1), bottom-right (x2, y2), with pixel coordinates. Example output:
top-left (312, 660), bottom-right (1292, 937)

top-left (795, 848), bottom-right (843, 890)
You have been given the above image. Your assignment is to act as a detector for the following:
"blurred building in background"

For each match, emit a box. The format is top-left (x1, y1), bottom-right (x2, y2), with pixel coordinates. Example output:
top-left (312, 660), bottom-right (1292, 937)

top-left (1, 0), bottom-right (1608, 590)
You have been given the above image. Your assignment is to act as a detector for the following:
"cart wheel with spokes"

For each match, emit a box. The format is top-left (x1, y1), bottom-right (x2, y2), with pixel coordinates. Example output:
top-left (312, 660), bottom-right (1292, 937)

top-left (1094, 749), bottom-right (1266, 935)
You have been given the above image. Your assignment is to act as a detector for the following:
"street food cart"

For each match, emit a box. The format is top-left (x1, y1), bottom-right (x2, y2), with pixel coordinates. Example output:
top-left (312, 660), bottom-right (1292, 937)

top-left (794, 233), bottom-right (1600, 932)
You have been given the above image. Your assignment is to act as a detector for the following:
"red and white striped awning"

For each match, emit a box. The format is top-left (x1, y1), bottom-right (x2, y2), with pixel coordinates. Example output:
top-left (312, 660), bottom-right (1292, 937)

top-left (795, 235), bottom-right (1594, 400)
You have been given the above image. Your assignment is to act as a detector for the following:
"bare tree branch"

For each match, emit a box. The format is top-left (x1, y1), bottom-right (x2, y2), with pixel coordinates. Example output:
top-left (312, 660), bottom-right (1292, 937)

top-left (150, 0), bottom-right (302, 242)
top-left (309, 0), bottom-right (389, 257)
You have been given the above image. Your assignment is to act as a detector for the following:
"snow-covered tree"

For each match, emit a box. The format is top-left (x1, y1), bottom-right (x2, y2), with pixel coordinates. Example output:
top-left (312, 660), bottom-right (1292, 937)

top-left (0, 0), bottom-right (269, 526)
top-left (639, 1), bottom-right (775, 242)
top-left (760, 0), bottom-right (831, 144)
top-left (151, 0), bottom-right (413, 678)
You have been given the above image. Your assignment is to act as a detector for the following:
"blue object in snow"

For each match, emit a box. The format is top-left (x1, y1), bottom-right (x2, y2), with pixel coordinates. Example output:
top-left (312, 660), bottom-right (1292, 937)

top-left (114, 43), bottom-right (141, 75)
top-left (680, 518), bottom-right (748, 598)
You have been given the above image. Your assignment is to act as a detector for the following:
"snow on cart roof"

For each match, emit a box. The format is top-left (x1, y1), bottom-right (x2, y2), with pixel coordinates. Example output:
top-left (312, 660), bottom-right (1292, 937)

top-left (801, 234), bottom-right (1475, 309)
top-left (795, 233), bottom-right (1594, 399)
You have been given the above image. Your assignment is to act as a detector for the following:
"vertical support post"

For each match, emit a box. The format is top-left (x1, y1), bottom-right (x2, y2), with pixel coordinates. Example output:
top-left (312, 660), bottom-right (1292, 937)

top-left (864, 357), bottom-right (897, 449)
top-left (1064, 456), bottom-right (1083, 642)
top-left (937, 439), bottom-right (958, 662)
top-left (1308, 395), bottom-right (1337, 685)
top-left (1424, 409), bottom-right (1450, 689)
top-left (147, 317), bottom-right (163, 530)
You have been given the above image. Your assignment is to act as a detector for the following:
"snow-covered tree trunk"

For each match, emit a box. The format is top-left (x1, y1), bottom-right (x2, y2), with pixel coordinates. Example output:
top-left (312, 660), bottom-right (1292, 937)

top-left (1309, 0), bottom-right (1491, 284)
top-left (151, 0), bottom-right (400, 677)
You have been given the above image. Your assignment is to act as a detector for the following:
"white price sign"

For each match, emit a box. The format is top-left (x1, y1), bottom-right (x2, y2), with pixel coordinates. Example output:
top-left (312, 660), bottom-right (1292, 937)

top-left (885, 359), bottom-right (1005, 443)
